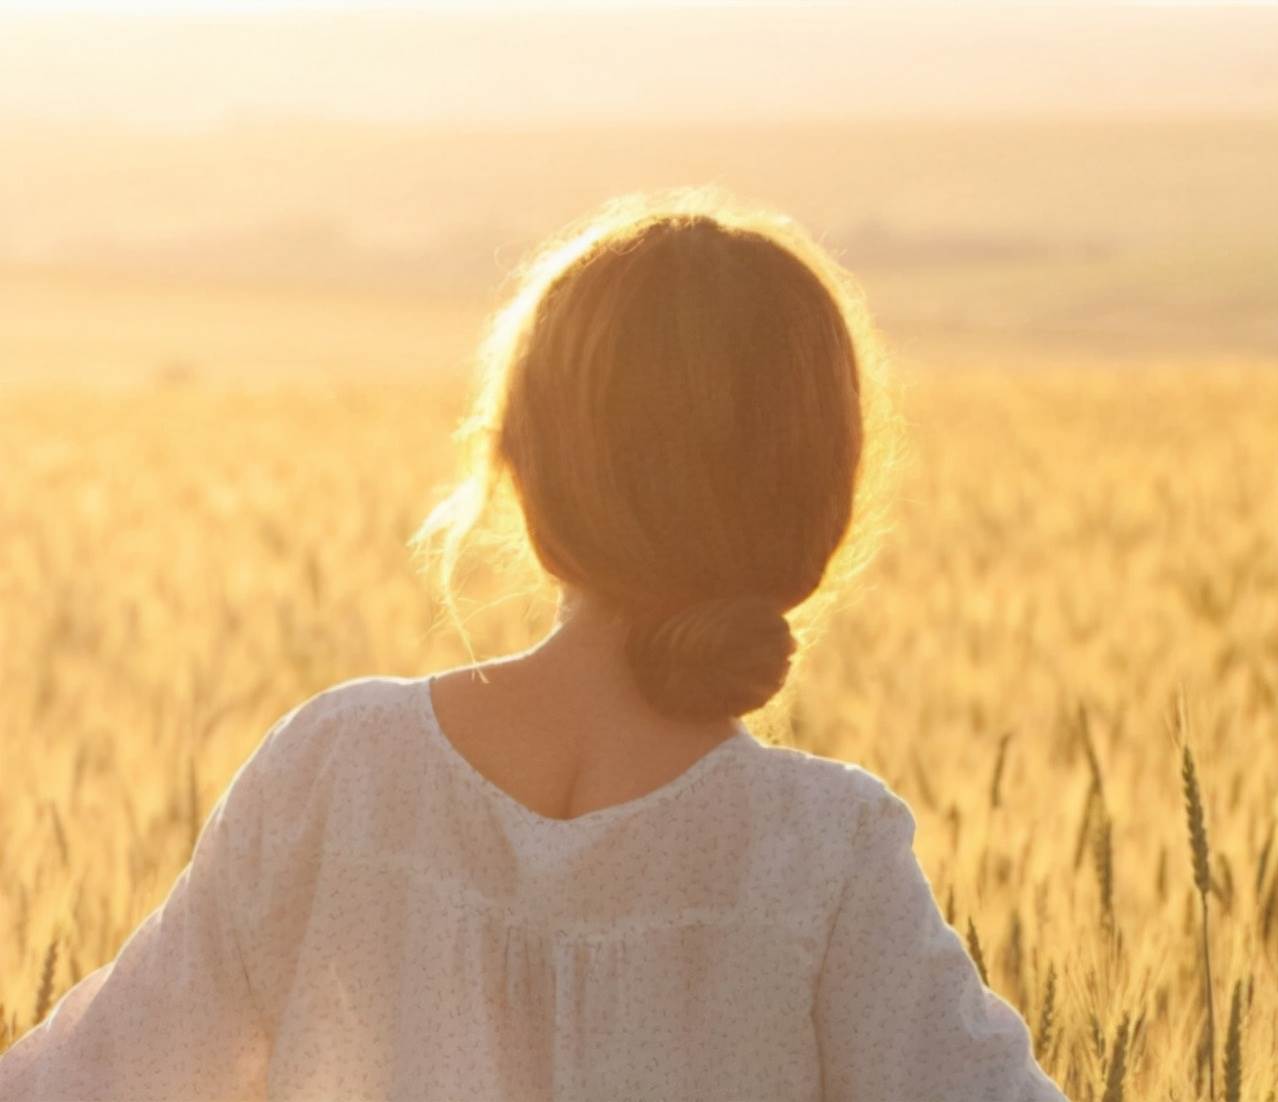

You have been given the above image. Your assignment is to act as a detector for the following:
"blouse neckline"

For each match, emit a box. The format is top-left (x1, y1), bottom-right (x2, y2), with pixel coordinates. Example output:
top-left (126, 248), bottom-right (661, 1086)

top-left (417, 673), bottom-right (753, 830)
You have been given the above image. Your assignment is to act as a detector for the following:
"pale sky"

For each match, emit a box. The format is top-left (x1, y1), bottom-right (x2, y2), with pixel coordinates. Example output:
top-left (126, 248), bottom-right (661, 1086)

top-left (0, 0), bottom-right (716, 9)
top-left (1, 3), bottom-right (1275, 127)
top-left (0, 0), bottom-right (1182, 8)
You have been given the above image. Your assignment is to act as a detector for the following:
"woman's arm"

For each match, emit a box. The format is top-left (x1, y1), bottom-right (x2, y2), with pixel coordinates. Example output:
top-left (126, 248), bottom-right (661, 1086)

top-left (0, 705), bottom-right (302, 1102)
top-left (814, 777), bottom-right (1068, 1102)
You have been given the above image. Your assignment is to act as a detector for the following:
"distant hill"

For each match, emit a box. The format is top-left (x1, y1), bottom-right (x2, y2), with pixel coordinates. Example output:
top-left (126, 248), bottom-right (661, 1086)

top-left (3, 117), bottom-right (1274, 355)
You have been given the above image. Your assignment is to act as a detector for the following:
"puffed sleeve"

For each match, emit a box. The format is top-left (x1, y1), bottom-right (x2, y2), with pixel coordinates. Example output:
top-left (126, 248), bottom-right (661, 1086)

top-left (0, 703), bottom-right (304, 1102)
top-left (814, 777), bottom-right (1068, 1102)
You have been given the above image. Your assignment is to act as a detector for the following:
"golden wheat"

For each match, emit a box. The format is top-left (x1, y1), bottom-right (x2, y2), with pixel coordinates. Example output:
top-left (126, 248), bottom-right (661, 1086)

top-left (2, 360), bottom-right (1276, 1099)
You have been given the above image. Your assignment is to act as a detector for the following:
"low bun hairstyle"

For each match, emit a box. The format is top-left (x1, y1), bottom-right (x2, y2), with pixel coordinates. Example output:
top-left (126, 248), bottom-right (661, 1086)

top-left (412, 186), bottom-right (901, 725)
top-left (624, 596), bottom-right (798, 721)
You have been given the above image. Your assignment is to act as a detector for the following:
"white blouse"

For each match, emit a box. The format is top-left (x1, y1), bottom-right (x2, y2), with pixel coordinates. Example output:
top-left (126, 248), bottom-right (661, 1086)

top-left (0, 674), bottom-right (1067, 1102)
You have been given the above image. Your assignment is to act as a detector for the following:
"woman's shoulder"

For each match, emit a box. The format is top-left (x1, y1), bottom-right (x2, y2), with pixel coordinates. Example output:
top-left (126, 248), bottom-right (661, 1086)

top-left (209, 675), bottom-right (431, 858)
top-left (750, 740), bottom-right (905, 817)
top-left (287, 673), bottom-right (425, 723)
top-left (741, 741), bottom-right (913, 862)
top-left (242, 675), bottom-right (426, 784)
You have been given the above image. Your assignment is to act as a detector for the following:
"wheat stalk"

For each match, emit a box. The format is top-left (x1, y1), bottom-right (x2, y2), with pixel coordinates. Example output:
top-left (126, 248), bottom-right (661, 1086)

top-left (966, 916), bottom-right (990, 986)
top-left (1035, 961), bottom-right (1057, 1055)
top-left (989, 729), bottom-right (1012, 810)
top-left (1094, 808), bottom-right (1115, 931)
top-left (1100, 1012), bottom-right (1131, 1102)
top-left (1179, 692), bottom-right (1214, 1102)
top-left (187, 753), bottom-right (201, 857)
top-left (33, 930), bottom-right (59, 1025)
top-left (1222, 978), bottom-right (1242, 1102)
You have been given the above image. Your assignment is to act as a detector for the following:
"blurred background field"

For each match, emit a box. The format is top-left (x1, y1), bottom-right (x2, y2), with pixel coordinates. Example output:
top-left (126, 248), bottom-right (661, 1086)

top-left (2, 4), bottom-right (1277, 1099)
top-left (3, 115), bottom-right (1277, 381)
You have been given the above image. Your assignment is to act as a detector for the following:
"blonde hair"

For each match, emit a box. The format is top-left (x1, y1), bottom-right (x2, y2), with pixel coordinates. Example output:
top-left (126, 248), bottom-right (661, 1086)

top-left (410, 185), bottom-right (903, 727)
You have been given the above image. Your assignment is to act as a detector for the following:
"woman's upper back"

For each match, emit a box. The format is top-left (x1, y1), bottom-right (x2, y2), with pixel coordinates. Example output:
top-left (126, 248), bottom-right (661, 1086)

top-left (326, 673), bottom-right (859, 938)
top-left (425, 660), bottom-right (759, 825)
top-left (0, 673), bottom-right (1066, 1101)
top-left (240, 674), bottom-right (1061, 1099)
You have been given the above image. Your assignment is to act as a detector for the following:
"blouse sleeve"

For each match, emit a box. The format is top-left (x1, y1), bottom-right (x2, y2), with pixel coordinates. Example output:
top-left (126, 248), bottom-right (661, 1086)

top-left (0, 704), bottom-right (304, 1102)
top-left (814, 778), bottom-right (1068, 1102)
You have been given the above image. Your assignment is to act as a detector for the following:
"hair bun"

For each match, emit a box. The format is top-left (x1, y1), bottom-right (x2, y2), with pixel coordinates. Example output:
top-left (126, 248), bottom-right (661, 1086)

top-left (622, 595), bottom-right (797, 720)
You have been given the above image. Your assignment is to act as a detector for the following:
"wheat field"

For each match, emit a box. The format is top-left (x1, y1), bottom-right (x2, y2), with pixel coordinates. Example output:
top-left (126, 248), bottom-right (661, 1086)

top-left (2, 354), bottom-right (1276, 1100)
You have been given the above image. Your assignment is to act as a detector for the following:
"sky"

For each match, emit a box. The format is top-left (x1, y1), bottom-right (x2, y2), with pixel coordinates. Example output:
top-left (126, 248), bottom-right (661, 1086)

top-left (1, 3), bottom-right (1275, 127)
top-left (0, 0), bottom-right (746, 9)
top-left (3, 0), bottom-right (1224, 8)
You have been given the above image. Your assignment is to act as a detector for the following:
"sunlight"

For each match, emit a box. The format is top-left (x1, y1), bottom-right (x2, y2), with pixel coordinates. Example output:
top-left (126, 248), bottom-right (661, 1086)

top-left (0, 0), bottom-right (669, 11)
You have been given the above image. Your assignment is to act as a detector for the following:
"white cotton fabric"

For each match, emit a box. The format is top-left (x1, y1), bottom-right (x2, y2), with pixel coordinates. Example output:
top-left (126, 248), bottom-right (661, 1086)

top-left (0, 674), bottom-right (1068, 1102)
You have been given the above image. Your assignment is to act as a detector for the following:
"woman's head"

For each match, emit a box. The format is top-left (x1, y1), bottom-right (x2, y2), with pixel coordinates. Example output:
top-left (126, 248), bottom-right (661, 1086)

top-left (413, 186), bottom-right (900, 724)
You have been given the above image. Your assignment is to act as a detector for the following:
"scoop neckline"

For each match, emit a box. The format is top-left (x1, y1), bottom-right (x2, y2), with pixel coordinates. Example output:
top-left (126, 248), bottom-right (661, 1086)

top-left (417, 672), bottom-right (753, 830)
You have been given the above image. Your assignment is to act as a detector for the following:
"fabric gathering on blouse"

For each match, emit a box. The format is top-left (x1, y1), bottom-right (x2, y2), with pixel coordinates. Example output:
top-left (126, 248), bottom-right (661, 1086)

top-left (0, 674), bottom-right (1069, 1102)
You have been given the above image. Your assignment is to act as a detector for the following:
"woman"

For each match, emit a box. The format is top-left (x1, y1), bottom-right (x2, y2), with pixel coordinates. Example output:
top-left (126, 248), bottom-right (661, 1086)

top-left (0, 188), bottom-right (1067, 1101)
